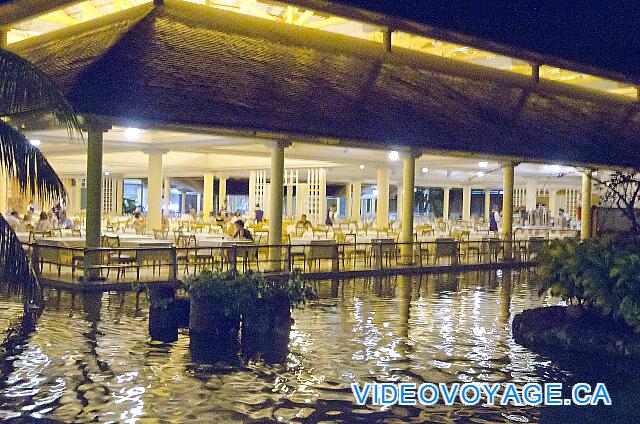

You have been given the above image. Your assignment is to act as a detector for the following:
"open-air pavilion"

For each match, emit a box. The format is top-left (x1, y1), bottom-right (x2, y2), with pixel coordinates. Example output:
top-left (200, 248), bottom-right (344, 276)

top-left (1, 0), bottom-right (638, 284)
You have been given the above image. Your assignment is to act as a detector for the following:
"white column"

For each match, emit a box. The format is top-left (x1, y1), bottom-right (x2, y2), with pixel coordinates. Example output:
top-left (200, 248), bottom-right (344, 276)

top-left (287, 184), bottom-right (294, 218)
top-left (203, 172), bottom-right (214, 218)
top-left (351, 181), bottom-right (362, 223)
top-left (581, 171), bottom-right (593, 240)
top-left (502, 162), bottom-right (515, 245)
top-left (462, 186), bottom-right (472, 221)
top-left (400, 151), bottom-right (419, 263)
top-left (443, 187), bottom-right (450, 220)
top-left (85, 123), bottom-right (110, 280)
top-left (484, 188), bottom-right (491, 220)
top-left (68, 177), bottom-right (82, 216)
top-left (248, 171), bottom-right (256, 213)
top-left (397, 184), bottom-right (403, 222)
top-left (376, 167), bottom-right (390, 229)
top-left (549, 188), bottom-right (557, 217)
top-left (147, 151), bottom-right (164, 230)
top-left (268, 141), bottom-right (289, 269)
top-left (526, 179), bottom-right (537, 212)
top-left (345, 183), bottom-right (352, 220)
top-left (164, 177), bottom-right (170, 213)
top-left (114, 175), bottom-right (123, 215)
top-left (218, 175), bottom-right (227, 209)
top-left (319, 168), bottom-right (327, 223)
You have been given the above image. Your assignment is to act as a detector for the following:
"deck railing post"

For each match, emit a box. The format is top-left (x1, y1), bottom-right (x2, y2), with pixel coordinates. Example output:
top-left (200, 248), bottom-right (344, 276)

top-left (170, 246), bottom-right (177, 281)
top-left (32, 243), bottom-right (41, 277)
top-left (232, 245), bottom-right (238, 272)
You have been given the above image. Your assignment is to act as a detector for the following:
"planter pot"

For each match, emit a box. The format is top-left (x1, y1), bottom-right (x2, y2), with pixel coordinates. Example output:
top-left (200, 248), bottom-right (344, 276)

top-left (189, 294), bottom-right (240, 358)
top-left (242, 294), bottom-right (293, 362)
top-left (174, 297), bottom-right (190, 328)
top-left (513, 305), bottom-right (640, 361)
top-left (148, 287), bottom-right (178, 342)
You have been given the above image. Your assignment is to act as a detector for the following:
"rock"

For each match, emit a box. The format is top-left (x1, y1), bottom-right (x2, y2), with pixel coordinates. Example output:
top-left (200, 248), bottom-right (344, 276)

top-left (513, 305), bottom-right (640, 360)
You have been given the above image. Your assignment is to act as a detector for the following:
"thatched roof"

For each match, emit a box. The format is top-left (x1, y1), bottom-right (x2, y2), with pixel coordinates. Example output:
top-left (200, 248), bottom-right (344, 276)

top-left (12, 0), bottom-right (640, 168)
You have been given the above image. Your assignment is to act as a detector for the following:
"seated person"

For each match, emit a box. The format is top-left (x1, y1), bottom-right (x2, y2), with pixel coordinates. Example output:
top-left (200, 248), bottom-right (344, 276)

top-left (206, 211), bottom-right (217, 224)
top-left (230, 210), bottom-right (242, 224)
top-left (161, 212), bottom-right (170, 229)
top-left (215, 211), bottom-right (225, 224)
top-left (180, 211), bottom-right (195, 222)
top-left (20, 211), bottom-right (34, 231)
top-left (233, 219), bottom-right (253, 241)
top-left (5, 211), bottom-right (20, 230)
top-left (35, 211), bottom-right (53, 232)
top-left (295, 214), bottom-right (313, 231)
top-left (131, 212), bottom-right (146, 233)
top-left (57, 211), bottom-right (74, 229)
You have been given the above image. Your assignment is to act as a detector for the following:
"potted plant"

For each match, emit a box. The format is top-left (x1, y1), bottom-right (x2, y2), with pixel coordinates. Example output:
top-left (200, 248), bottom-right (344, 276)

top-left (241, 269), bottom-right (316, 361)
top-left (184, 269), bottom-right (249, 357)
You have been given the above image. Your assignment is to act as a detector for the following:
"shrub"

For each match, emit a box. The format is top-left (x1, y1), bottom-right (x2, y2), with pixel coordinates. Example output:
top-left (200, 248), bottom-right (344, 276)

top-left (534, 235), bottom-right (640, 330)
top-left (184, 268), bottom-right (317, 316)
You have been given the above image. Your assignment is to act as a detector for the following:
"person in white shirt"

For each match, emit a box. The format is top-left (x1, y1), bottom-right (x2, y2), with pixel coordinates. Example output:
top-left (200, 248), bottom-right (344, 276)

top-left (57, 211), bottom-right (74, 230)
top-left (35, 211), bottom-right (53, 232)
top-left (5, 211), bottom-right (20, 230)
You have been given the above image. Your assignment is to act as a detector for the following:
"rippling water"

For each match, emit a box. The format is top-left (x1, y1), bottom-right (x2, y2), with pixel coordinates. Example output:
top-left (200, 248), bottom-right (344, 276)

top-left (0, 270), bottom-right (637, 423)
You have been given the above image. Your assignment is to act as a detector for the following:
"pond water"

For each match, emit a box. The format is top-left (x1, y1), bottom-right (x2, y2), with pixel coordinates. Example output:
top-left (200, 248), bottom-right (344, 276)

top-left (0, 270), bottom-right (638, 423)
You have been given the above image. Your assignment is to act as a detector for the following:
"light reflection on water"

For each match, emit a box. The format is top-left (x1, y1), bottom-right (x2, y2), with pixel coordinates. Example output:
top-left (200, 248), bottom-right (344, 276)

top-left (0, 270), bottom-right (632, 423)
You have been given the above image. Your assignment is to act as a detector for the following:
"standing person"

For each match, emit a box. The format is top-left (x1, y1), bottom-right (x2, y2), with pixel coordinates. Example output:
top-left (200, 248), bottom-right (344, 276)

top-left (324, 207), bottom-right (333, 227)
top-left (254, 204), bottom-right (264, 223)
top-left (556, 208), bottom-right (568, 228)
top-left (489, 206), bottom-right (499, 234)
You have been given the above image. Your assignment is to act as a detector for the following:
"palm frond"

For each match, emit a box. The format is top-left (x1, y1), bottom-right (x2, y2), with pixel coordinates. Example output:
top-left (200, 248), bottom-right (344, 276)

top-left (0, 120), bottom-right (66, 203)
top-left (0, 49), bottom-right (81, 140)
top-left (0, 215), bottom-right (42, 315)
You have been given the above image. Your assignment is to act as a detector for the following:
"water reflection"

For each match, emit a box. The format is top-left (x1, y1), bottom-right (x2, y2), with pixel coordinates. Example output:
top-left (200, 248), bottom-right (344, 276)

top-left (0, 270), bottom-right (635, 422)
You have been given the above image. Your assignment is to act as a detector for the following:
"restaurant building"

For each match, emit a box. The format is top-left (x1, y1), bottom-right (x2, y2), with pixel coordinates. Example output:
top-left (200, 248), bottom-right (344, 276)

top-left (0, 0), bottom-right (638, 277)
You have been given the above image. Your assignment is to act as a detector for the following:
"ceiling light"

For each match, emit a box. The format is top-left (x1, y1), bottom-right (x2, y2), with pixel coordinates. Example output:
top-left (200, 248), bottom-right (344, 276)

top-left (476, 171), bottom-right (485, 177)
top-left (104, 171), bottom-right (110, 176)
top-left (359, 164), bottom-right (365, 170)
top-left (478, 161), bottom-right (488, 168)
top-left (388, 151), bottom-right (399, 161)
top-left (421, 167), bottom-right (429, 173)
top-left (29, 139), bottom-right (41, 147)
top-left (124, 127), bottom-right (143, 140)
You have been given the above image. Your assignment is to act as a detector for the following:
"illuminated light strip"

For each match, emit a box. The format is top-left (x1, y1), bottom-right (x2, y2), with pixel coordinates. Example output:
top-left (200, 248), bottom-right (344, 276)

top-left (6, 0), bottom-right (637, 99)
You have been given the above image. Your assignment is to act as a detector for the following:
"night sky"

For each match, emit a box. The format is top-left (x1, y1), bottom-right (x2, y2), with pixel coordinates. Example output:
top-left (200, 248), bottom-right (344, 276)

top-left (2, 0), bottom-right (638, 79)
top-left (331, 0), bottom-right (640, 80)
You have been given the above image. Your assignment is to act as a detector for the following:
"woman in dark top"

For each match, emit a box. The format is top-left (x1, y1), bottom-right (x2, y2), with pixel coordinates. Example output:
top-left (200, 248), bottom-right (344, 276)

top-left (233, 219), bottom-right (253, 241)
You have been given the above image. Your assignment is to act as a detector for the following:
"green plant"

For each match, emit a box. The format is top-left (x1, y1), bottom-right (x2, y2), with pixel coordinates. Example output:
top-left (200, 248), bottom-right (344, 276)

top-left (534, 238), bottom-right (584, 303)
top-left (535, 235), bottom-right (640, 330)
top-left (184, 268), bottom-right (317, 316)
top-left (249, 269), bottom-right (317, 309)
top-left (184, 269), bottom-right (251, 317)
